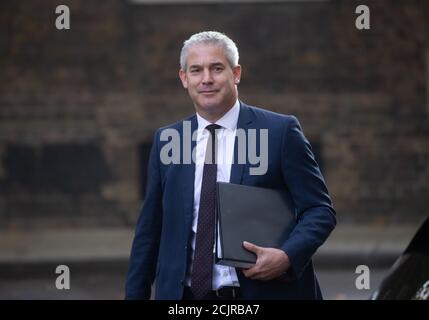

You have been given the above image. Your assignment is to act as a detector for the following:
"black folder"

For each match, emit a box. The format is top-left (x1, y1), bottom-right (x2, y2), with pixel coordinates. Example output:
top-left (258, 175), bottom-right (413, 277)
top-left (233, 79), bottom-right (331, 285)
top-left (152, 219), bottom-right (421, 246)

top-left (216, 182), bottom-right (297, 268)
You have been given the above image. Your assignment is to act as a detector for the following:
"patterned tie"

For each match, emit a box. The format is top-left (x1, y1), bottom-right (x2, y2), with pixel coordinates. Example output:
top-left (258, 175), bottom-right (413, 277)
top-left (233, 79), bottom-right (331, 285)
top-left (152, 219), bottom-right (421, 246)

top-left (190, 124), bottom-right (221, 299)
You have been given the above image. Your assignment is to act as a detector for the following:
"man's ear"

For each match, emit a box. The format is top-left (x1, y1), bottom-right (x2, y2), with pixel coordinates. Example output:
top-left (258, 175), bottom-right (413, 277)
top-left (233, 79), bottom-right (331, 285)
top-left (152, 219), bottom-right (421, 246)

top-left (233, 64), bottom-right (242, 84)
top-left (179, 69), bottom-right (188, 89)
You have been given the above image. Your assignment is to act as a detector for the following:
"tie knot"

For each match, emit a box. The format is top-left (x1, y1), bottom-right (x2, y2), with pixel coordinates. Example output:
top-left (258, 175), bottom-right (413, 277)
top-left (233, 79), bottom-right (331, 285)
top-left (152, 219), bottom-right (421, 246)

top-left (205, 124), bottom-right (221, 136)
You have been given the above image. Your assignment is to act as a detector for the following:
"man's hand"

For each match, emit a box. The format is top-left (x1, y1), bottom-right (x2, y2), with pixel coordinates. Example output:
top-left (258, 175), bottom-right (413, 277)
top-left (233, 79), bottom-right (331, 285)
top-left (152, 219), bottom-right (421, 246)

top-left (242, 241), bottom-right (291, 281)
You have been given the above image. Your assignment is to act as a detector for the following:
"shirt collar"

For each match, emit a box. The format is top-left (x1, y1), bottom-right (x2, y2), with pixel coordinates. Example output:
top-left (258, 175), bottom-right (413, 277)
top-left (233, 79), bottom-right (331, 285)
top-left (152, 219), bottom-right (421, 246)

top-left (196, 99), bottom-right (240, 132)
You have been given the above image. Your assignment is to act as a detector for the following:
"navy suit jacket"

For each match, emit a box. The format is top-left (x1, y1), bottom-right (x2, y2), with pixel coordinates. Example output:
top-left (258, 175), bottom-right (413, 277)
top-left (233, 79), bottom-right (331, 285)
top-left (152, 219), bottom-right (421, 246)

top-left (126, 102), bottom-right (336, 300)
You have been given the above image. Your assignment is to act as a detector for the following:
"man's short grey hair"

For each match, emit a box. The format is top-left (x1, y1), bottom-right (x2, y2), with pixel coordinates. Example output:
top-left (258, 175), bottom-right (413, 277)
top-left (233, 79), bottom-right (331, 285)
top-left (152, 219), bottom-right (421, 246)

top-left (180, 31), bottom-right (239, 70)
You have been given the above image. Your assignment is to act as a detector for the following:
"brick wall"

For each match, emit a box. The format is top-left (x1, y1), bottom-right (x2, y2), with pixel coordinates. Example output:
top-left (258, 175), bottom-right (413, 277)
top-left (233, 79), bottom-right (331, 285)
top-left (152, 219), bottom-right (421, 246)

top-left (0, 0), bottom-right (428, 228)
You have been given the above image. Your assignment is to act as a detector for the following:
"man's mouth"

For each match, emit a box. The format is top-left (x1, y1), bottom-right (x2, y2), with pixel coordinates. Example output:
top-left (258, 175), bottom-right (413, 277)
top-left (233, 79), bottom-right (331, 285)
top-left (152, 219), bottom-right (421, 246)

top-left (199, 90), bottom-right (219, 95)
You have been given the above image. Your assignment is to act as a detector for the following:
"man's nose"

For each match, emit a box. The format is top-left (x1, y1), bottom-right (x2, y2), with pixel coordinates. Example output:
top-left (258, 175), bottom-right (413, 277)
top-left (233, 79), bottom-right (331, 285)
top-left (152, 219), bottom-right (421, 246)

top-left (202, 69), bottom-right (213, 85)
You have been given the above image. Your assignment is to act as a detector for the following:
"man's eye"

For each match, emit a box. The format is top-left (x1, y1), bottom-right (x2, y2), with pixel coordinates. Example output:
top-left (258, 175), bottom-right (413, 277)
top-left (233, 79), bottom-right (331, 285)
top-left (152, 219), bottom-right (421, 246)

top-left (190, 69), bottom-right (200, 73)
top-left (214, 67), bottom-right (223, 72)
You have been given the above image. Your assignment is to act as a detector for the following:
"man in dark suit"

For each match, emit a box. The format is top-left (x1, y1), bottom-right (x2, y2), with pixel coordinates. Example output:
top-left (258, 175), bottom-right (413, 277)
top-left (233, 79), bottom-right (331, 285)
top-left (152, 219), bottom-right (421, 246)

top-left (125, 31), bottom-right (336, 300)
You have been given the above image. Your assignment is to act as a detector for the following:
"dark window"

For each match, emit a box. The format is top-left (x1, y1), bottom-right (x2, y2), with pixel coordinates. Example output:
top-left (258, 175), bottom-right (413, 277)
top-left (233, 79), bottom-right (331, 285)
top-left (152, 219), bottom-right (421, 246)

top-left (2, 144), bottom-right (111, 193)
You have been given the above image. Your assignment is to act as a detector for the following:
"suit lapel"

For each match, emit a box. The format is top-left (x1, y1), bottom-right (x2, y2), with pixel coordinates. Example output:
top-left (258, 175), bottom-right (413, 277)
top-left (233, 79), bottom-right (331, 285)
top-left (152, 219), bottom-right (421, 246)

top-left (182, 115), bottom-right (197, 220)
top-left (230, 101), bottom-right (253, 184)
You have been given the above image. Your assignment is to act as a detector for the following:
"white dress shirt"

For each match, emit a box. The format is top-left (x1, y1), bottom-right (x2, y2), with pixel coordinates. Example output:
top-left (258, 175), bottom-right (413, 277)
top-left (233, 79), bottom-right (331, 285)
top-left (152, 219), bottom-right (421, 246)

top-left (185, 99), bottom-right (240, 290)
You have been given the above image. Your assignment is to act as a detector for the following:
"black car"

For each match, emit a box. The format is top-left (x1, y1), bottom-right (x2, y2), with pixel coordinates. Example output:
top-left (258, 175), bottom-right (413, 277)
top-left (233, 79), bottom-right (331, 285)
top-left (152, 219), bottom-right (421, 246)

top-left (371, 217), bottom-right (429, 300)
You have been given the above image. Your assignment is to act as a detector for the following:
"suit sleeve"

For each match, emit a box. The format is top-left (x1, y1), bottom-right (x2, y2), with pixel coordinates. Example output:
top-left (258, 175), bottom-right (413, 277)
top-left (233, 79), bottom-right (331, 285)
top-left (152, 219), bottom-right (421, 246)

top-left (280, 116), bottom-right (336, 279)
top-left (125, 130), bottom-right (163, 299)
